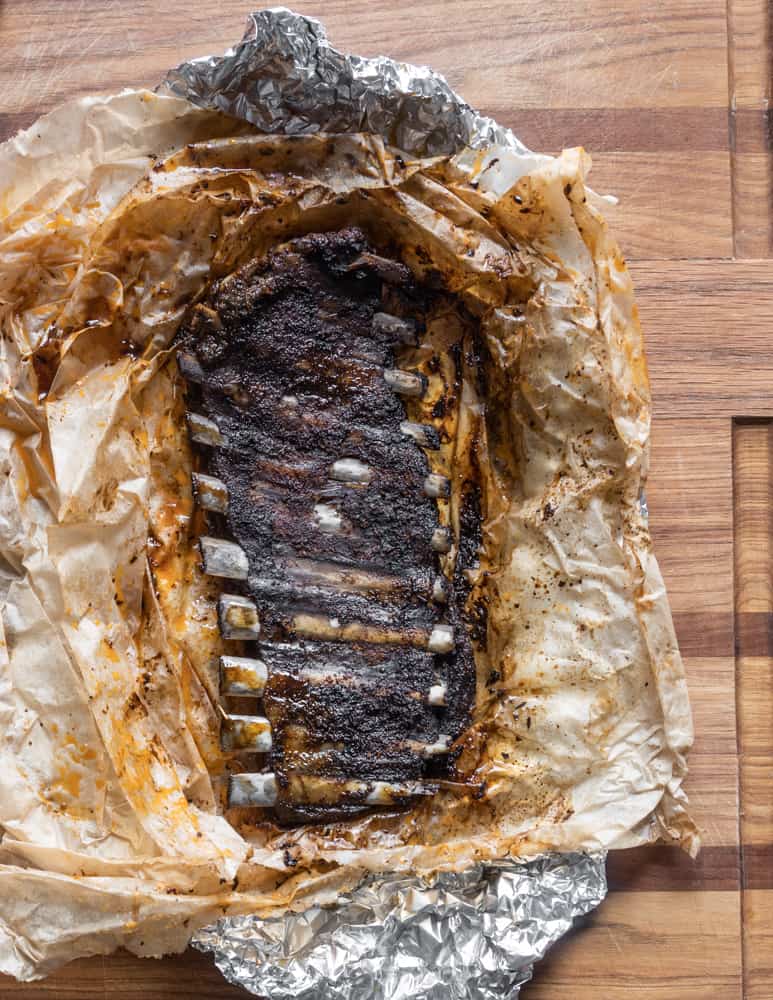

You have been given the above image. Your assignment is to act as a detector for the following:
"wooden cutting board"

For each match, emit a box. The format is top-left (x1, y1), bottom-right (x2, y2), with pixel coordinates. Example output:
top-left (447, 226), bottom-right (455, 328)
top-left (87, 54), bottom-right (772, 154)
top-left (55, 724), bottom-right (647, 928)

top-left (0, 2), bottom-right (770, 997)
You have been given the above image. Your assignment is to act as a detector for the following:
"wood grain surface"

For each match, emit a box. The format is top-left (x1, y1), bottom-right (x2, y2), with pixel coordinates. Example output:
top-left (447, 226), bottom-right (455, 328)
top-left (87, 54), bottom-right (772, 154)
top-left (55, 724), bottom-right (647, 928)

top-left (0, 1), bottom-right (771, 997)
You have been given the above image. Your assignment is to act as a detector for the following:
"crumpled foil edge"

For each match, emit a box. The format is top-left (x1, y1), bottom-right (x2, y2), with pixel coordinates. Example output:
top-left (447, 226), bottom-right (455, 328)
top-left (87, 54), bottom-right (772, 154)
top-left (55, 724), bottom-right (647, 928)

top-left (160, 6), bottom-right (530, 157)
top-left (193, 853), bottom-right (607, 1000)
top-left (165, 9), bottom-right (607, 998)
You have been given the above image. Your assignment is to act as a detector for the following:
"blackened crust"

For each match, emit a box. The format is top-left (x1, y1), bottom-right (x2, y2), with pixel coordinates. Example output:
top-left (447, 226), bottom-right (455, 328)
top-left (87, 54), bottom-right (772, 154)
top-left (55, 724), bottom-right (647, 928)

top-left (176, 228), bottom-right (481, 824)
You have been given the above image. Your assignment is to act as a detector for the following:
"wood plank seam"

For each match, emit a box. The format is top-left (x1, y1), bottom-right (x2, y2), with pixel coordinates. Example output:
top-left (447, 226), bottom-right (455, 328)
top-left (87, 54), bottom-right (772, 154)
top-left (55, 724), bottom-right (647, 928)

top-left (732, 417), bottom-right (773, 999)
top-left (726, 0), bottom-right (773, 257)
top-left (726, 0), bottom-right (737, 256)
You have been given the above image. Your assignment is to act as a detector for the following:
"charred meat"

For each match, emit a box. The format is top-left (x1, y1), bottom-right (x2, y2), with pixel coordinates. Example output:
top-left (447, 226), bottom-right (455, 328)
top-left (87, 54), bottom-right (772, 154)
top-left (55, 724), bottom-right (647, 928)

top-left (176, 228), bottom-right (480, 823)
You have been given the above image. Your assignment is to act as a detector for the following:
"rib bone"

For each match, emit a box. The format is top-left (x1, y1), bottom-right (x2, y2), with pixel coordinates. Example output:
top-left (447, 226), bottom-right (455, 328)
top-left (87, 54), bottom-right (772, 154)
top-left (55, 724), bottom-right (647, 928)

top-left (431, 576), bottom-right (449, 604)
top-left (428, 683), bottom-right (447, 707)
top-left (406, 735), bottom-right (451, 757)
top-left (424, 473), bottom-right (451, 499)
top-left (229, 772), bottom-right (277, 807)
top-left (372, 312), bottom-right (417, 344)
top-left (428, 624), bottom-right (455, 654)
top-left (177, 352), bottom-right (206, 384)
top-left (364, 780), bottom-right (434, 803)
top-left (199, 537), bottom-right (249, 580)
top-left (346, 252), bottom-right (409, 285)
top-left (227, 772), bottom-right (433, 809)
top-left (289, 666), bottom-right (446, 708)
top-left (192, 473), bottom-right (229, 513)
top-left (285, 558), bottom-right (411, 596)
top-left (330, 458), bottom-right (374, 484)
top-left (220, 655), bottom-right (267, 696)
top-left (312, 503), bottom-right (343, 534)
top-left (186, 412), bottom-right (224, 446)
top-left (218, 593), bottom-right (260, 639)
top-left (400, 421), bottom-right (440, 450)
top-left (221, 714), bottom-right (272, 752)
top-left (431, 527), bottom-right (452, 553)
top-left (291, 613), bottom-right (433, 648)
top-left (245, 575), bottom-right (429, 628)
top-left (256, 639), bottom-right (436, 680)
top-left (383, 368), bottom-right (426, 397)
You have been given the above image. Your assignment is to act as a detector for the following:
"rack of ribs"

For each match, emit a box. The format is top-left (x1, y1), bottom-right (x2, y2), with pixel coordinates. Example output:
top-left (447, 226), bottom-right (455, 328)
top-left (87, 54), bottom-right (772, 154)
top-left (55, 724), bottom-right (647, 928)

top-left (175, 227), bottom-right (481, 824)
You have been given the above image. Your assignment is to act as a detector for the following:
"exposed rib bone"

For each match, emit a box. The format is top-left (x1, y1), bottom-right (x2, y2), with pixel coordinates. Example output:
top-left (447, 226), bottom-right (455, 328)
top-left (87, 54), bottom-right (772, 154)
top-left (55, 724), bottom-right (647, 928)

top-left (372, 312), bottom-right (417, 344)
top-left (192, 473), bottom-right (229, 513)
top-left (312, 503), bottom-right (344, 534)
top-left (283, 665), bottom-right (446, 708)
top-left (431, 576), bottom-right (449, 604)
top-left (227, 772), bottom-right (433, 809)
top-left (383, 368), bottom-right (427, 397)
top-left (365, 779), bottom-right (435, 803)
top-left (431, 527), bottom-right (452, 553)
top-left (330, 458), bottom-right (374, 484)
top-left (219, 391), bottom-right (437, 460)
top-left (186, 412), bottom-right (224, 446)
top-left (346, 252), bottom-right (409, 285)
top-left (424, 473), bottom-right (451, 498)
top-left (229, 771), bottom-right (277, 807)
top-left (218, 593), bottom-right (260, 639)
top-left (400, 421), bottom-right (440, 450)
top-left (177, 352), bottom-right (207, 384)
top-left (221, 714), bottom-right (272, 752)
top-left (405, 735), bottom-right (451, 757)
top-left (256, 639), bottom-right (436, 677)
top-left (189, 302), bottom-right (222, 333)
top-left (428, 683), bottom-right (447, 707)
top-left (245, 575), bottom-right (431, 629)
top-left (199, 537), bottom-right (249, 580)
top-left (220, 655), bottom-right (267, 696)
top-left (214, 444), bottom-right (428, 503)
top-left (291, 613), bottom-right (431, 648)
top-left (428, 624), bottom-right (455, 654)
top-left (285, 558), bottom-right (412, 596)
top-left (259, 562), bottom-right (434, 604)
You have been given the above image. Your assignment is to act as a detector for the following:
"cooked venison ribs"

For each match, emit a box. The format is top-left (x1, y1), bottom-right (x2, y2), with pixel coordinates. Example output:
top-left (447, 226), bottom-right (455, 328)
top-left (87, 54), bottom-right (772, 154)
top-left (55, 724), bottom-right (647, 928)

top-left (176, 228), bottom-right (480, 823)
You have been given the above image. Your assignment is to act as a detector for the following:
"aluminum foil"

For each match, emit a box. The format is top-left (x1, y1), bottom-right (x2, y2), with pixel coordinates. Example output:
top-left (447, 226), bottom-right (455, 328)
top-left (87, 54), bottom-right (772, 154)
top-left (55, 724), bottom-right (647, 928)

top-left (163, 10), bottom-right (607, 998)
top-left (161, 7), bottom-right (529, 156)
top-left (193, 853), bottom-right (607, 999)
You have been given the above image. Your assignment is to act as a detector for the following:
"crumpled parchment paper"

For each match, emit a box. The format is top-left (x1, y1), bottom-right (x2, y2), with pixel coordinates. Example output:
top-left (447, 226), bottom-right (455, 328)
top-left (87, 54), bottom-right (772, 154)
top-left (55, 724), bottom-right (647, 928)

top-left (0, 7), bottom-right (696, 987)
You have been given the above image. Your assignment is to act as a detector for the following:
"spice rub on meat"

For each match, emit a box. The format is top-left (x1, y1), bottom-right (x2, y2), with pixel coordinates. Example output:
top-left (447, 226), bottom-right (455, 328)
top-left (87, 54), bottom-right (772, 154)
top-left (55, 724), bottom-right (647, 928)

top-left (175, 227), bottom-right (482, 824)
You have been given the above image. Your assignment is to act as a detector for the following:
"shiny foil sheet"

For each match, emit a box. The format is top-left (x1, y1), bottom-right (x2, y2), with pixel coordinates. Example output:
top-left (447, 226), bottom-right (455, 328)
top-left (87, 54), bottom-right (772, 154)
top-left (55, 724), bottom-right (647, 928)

top-left (163, 9), bottom-right (608, 998)
top-left (193, 854), bottom-right (607, 999)
top-left (161, 7), bottom-right (528, 156)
